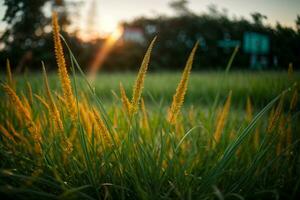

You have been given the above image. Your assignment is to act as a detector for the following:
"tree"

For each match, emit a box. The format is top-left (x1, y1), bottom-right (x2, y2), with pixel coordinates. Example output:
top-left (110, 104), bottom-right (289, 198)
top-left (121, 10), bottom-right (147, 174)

top-left (1, 0), bottom-right (49, 50)
top-left (0, 0), bottom-right (70, 71)
top-left (296, 15), bottom-right (300, 32)
top-left (169, 0), bottom-right (193, 16)
top-left (251, 12), bottom-right (267, 26)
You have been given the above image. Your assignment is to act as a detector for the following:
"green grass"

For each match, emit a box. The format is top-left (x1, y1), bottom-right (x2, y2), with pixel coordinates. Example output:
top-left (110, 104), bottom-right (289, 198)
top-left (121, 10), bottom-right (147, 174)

top-left (11, 70), bottom-right (297, 107)
top-left (1, 70), bottom-right (299, 200)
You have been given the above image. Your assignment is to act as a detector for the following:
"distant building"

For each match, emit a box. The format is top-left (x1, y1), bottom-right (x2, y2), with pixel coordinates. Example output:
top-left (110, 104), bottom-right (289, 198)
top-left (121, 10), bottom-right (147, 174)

top-left (121, 27), bottom-right (145, 44)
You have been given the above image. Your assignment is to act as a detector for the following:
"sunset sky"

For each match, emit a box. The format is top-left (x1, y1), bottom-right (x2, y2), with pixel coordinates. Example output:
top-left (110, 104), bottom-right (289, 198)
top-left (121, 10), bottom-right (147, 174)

top-left (1, 0), bottom-right (300, 36)
top-left (74, 0), bottom-right (300, 35)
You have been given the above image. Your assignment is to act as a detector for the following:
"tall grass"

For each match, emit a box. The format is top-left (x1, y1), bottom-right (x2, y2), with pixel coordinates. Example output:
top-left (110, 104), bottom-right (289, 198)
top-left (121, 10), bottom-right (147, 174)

top-left (0, 13), bottom-right (300, 200)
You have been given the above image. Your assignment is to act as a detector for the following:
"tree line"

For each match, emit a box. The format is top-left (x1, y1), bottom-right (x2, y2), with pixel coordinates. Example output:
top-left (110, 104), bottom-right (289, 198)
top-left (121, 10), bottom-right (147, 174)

top-left (1, 0), bottom-right (299, 72)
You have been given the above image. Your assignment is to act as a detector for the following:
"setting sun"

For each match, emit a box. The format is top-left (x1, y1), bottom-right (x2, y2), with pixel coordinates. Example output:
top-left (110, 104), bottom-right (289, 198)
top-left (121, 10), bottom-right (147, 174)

top-left (88, 25), bottom-right (124, 78)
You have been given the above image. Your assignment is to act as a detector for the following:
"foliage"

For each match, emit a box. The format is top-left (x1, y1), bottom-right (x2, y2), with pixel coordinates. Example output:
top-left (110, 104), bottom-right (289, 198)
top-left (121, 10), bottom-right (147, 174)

top-left (1, 1), bottom-right (300, 71)
top-left (125, 12), bottom-right (300, 70)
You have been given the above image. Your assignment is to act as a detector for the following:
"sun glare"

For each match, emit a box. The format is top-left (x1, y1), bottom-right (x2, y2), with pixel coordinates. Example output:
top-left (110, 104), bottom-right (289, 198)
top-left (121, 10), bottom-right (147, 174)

top-left (88, 25), bottom-right (124, 79)
top-left (109, 25), bottom-right (124, 41)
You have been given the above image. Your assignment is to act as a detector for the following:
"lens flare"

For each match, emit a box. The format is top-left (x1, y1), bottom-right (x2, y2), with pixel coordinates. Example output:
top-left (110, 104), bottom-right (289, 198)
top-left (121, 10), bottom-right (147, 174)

top-left (88, 26), bottom-right (124, 79)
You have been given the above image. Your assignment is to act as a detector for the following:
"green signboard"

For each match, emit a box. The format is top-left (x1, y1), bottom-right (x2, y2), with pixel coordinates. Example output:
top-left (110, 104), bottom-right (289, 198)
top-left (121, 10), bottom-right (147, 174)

top-left (243, 32), bottom-right (269, 54)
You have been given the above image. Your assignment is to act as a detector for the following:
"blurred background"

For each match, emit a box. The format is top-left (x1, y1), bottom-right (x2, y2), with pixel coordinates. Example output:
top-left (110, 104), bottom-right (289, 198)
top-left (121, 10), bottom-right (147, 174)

top-left (0, 0), bottom-right (300, 73)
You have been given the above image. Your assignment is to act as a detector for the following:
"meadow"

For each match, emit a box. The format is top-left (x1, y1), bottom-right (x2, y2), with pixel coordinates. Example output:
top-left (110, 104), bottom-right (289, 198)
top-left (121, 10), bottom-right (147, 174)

top-left (10, 71), bottom-right (294, 107)
top-left (0, 13), bottom-right (300, 200)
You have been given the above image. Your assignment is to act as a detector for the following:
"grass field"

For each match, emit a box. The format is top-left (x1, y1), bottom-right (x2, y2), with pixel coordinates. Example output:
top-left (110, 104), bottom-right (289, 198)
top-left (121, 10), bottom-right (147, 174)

top-left (11, 70), bottom-right (295, 107)
top-left (0, 13), bottom-right (300, 200)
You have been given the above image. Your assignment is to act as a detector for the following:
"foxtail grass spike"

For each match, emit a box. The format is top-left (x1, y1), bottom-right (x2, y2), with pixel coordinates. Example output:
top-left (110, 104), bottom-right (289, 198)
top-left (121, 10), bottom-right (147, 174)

top-left (120, 82), bottom-right (131, 115)
top-left (2, 84), bottom-right (41, 153)
top-left (214, 91), bottom-right (232, 142)
top-left (130, 36), bottom-right (157, 115)
top-left (52, 12), bottom-right (77, 122)
top-left (167, 42), bottom-right (198, 124)
top-left (93, 108), bottom-right (111, 147)
top-left (3, 84), bottom-right (32, 123)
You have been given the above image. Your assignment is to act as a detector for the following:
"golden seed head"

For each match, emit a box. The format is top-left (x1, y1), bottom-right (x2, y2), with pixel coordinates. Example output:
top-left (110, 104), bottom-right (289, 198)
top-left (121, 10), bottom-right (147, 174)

top-left (214, 91), bottom-right (232, 142)
top-left (52, 12), bottom-right (77, 122)
top-left (119, 82), bottom-right (132, 115)
top-left (93, 108), bottom-right (111, 146)
top-left (167, 42), bottom-right (198, 124)
top-left (130, 36), bottom-right (157, 115)
top-left (2, 84), bottom-right (32, 122)
top-left (2, 84), bottom-right (41, 152)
